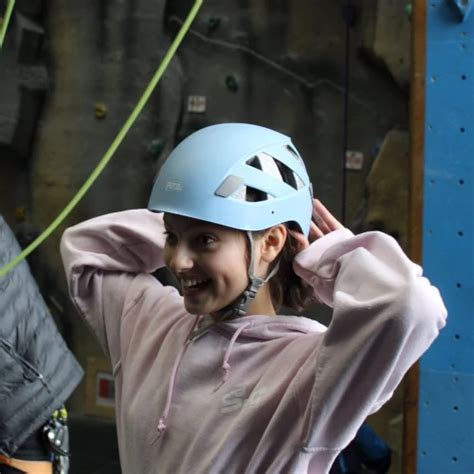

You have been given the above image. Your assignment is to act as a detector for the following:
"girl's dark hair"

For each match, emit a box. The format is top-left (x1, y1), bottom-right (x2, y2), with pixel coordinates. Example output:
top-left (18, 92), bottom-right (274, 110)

top-left (249, 225), bottom-right (315, 312)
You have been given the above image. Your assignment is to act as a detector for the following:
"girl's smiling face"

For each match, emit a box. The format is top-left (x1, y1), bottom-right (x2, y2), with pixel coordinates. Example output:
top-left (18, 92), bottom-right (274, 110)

top-left (163, 214), bottom-right (250, 317)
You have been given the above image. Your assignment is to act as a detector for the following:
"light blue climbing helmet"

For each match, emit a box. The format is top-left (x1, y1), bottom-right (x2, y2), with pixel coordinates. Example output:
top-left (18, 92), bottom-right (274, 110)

top-left (148, 123), bottom-right (313, 236)
top-left (149, 123), bottom-right (313, 317)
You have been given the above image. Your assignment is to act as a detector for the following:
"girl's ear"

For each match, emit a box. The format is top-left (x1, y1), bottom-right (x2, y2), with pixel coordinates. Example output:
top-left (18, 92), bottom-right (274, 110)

top-left (260, 224), bottom-right (287, 264)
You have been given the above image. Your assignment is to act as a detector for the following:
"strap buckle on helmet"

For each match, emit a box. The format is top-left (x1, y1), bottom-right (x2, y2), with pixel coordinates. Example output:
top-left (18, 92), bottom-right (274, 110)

top-left (221, 231), bottom-right (281, 319)
top-left (231, 276), bottom-right (265, 317)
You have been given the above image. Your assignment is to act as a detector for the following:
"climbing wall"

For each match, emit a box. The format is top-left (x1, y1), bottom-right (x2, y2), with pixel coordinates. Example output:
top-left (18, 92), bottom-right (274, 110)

top-left (0, 6), bottom-right (414, 461)
top-left (417, 1), bottom-right (474, 472)
top-left (0, 0), bottom-right (48, 230)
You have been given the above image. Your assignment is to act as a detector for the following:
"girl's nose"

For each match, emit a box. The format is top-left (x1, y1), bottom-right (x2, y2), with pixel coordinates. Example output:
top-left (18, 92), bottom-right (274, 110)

top-left (169, 245), bottom-right (194, 273)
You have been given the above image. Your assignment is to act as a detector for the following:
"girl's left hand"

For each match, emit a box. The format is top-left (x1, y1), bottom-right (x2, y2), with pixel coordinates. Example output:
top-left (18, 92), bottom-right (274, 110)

top-left (289, 199), bottom-right (344, 251)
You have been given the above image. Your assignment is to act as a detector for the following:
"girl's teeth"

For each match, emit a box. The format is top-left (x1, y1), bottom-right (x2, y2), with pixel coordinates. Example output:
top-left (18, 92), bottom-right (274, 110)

top-left (183, 279), bottom-right (207, 288)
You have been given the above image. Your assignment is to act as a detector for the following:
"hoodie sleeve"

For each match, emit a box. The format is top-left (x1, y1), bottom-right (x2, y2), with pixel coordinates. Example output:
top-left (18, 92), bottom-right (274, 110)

top-left (293, 229), bottom-right (447, 452)
top-left (60, 209), bottom-right (169, 364)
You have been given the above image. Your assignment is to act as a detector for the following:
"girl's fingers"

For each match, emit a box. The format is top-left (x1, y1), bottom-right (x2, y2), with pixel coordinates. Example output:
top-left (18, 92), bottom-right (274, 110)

top-left (288, 229), bottom-right (309, 251)
top-left (311, 205), bottom-right (332, 235)
top-left (289, 199), bottom-right (342, 249)
top-left (312, 214), bottom-right (332, 235)
top-left (309, 221), bottom-right (324, 242)
top-left (313, 199), bottom-right (344, 232)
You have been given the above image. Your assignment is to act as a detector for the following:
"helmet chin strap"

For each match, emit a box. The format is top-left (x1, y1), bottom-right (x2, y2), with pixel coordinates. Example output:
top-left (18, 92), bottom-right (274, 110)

top-left (220, 231), bottom-right (280, 319)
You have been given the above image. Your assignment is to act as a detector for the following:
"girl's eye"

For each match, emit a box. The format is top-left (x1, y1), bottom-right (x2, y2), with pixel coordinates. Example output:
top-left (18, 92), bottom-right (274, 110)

top-left (197, 235), bottom-right (216, 246)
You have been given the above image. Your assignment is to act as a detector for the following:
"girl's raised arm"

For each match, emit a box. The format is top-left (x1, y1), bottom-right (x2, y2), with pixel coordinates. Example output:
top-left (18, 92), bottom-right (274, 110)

top-left (291, 201), bottom-right (447, 464)
top-left (60, 209), bottom-right (169, 363)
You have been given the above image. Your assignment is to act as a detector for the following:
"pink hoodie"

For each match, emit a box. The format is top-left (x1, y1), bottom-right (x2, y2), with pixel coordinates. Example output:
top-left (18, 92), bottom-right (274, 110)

top-left (60, 209), bottom-right (446, 474)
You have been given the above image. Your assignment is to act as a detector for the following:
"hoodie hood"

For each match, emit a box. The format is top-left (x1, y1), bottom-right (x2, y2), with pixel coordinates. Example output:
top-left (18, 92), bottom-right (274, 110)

top-left (153, 313), bottom-right (327, 442)
top-left (211, 314), bottom-right (327, 341)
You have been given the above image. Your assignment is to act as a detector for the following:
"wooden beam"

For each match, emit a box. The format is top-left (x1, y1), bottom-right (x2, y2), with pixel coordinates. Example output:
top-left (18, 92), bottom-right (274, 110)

top-left (404, 0), bottom-right (426, 473)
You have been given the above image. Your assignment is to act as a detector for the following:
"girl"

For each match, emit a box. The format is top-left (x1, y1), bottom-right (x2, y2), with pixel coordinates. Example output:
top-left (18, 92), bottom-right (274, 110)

top-left (60, 123), bottom-right (446, 473)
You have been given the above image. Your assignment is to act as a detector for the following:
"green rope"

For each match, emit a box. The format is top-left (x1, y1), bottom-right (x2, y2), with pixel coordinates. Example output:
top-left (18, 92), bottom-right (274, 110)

top-left (0, 0), bottom-right (15, 48)
top-left (0, 0), bottom-right (203, 277)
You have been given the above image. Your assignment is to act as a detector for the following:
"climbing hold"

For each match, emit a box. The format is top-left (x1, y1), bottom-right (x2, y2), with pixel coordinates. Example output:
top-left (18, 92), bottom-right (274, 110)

top-left (95, 102), bottom-right (108, 119)
top-left (404, 3), bottom-right (413, 19)
top-left (225, 75), bottom-right (239, 92)
top-left (15, 207), bottom-right (27, 222)
top-left (148, 139), bottom-right (165, 158)
top-left (207, 17), bottom-right (221, 32)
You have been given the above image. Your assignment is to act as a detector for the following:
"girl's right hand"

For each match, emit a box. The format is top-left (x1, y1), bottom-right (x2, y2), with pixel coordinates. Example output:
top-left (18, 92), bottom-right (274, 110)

top-left (289, 199), bottom-right (344, 252)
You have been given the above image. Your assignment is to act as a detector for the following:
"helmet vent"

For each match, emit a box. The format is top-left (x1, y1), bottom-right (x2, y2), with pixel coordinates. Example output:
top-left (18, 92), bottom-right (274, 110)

top-left (245, 151), bottom-right (304, 191)
top-left (246, 156), bottom-right (262, 170)
top-left (216, 175), bottom-right (271, 202)
top-left (230, 185), bottom-right (273, 202)
top-left (287, 145), bottom-right (304, 165)
top-left (245, 186), bottom-right (268, 202)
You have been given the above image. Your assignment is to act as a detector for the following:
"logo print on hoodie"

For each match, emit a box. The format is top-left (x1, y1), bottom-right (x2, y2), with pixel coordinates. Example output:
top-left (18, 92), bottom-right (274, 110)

top-left (221, 388), bottom-right (267, 414)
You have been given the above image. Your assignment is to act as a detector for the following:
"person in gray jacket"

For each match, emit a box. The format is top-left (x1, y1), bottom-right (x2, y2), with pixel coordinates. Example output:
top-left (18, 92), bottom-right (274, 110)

top-left (0, 216), bottom-right (83, 474)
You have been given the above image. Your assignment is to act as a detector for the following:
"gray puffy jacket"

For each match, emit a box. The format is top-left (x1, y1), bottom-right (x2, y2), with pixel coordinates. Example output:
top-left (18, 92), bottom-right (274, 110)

top-left (0, 216), bottom-right (83, 457)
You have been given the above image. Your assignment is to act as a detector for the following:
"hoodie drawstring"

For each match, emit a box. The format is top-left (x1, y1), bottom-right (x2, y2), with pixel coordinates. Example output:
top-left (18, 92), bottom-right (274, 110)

top-left (156, 342), bottom-right (187, 436)
top-left (215, 322), bottom-right (251, 391)
top-left (153, 317), bottom-right (251, 442)
top-left (153, 316), bottom-right (201, 443)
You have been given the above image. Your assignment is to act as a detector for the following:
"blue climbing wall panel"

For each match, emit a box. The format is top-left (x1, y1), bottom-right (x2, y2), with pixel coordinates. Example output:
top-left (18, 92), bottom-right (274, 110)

top-left (418, 1), bottom-right (474, 472)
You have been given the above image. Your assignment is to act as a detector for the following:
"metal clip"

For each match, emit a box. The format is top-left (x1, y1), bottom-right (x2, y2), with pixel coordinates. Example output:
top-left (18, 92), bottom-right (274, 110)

top-left (43, 419), bottom-right (69, 456)
top-left (42, 414), bottom-right (70, 474)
